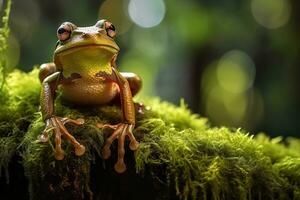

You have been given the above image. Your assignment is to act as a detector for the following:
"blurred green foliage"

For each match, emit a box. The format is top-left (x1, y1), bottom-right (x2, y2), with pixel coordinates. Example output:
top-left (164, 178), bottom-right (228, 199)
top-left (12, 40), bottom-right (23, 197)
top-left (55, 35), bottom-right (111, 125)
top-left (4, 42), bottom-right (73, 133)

top-left (3, 0), bottom-right (300, 137)
top-left (0, 0), bottom-right (11, 89)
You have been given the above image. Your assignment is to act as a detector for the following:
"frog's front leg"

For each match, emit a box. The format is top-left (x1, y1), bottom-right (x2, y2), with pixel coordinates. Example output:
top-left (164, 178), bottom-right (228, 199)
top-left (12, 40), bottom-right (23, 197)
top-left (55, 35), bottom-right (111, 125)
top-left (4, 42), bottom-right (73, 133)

top-left (38, 63), bottom-right (85, 160)
top-left (96, 68), bottom-right (139, 173)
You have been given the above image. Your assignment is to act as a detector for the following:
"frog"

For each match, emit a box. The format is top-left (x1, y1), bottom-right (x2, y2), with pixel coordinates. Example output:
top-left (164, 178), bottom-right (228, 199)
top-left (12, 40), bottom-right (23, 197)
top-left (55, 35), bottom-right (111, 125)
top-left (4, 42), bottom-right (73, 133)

top-left (38, 19), bottom-right (142, 173)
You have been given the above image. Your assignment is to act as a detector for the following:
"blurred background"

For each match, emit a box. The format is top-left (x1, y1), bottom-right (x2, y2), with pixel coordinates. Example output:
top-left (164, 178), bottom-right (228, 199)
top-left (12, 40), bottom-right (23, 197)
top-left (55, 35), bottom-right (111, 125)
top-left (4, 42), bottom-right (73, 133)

top-left (1, 0), bottom-right (299, 137)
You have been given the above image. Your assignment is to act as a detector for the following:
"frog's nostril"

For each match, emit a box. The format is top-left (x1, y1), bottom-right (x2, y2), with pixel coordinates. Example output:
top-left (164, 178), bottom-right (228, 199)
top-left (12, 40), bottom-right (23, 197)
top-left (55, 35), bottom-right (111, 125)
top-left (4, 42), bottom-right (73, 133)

top-left (98, 29), bottom-right (106, 34)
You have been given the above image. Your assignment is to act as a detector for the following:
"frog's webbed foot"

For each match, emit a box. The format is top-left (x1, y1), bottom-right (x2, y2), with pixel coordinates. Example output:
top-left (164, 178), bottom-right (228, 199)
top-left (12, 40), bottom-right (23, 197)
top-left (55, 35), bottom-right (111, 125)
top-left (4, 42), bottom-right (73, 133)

top-left (96, 123), bottom-right (139, 173)
top-left (38, 116), bottom-right (85, 160)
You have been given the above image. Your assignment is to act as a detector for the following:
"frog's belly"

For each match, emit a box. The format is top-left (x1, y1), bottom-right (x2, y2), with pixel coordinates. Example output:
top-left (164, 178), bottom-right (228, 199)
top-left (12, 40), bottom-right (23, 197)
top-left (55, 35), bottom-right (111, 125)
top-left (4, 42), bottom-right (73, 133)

top-left (60, 77), bottom-right (119, 105)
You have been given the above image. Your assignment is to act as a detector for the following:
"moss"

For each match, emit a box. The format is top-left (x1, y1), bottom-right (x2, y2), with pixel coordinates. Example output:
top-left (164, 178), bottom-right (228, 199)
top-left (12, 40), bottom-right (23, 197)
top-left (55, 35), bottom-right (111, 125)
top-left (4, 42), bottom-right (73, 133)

top-left (0, 69), bottom-right (40, 179)
top-left (0, 69), bottom-right (300, 199)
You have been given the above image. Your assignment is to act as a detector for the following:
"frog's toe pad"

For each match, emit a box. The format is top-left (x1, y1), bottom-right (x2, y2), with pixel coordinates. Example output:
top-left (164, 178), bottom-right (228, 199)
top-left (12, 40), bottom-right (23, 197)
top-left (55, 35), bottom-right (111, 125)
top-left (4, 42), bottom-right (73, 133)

top-left (76, 118), bottom-right (85, 125)
top-left (114, 160), bottom-right (127, 173)
top-left (129, 140), bottom-right (139, 151)
top-left (75, 144), bottom-right (86, 156)
top-left (55, 149), bottom-right (65, 160)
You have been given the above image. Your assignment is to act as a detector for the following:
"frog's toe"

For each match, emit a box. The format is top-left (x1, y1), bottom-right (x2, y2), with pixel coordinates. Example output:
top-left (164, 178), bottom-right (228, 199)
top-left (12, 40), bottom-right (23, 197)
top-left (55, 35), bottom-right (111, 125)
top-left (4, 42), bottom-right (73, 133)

top-left (126, 124), bottom-right (139, 150)
top-left (55, 149), bottom-right (65, 160)
top-left (96, 123), bottom-right (118, 130)
top-left (75, 118), bottom-right (85, 125)
top-left (114, 159), bottom-right (126, 173)
top-left (75, 144), bottom-right (86, 156)
top-left (129, 140), bottom-right (139, 151)
top-left (62, 117), bottom-right (85, 125)
top-left (101, 124), bottom-right (123, 159)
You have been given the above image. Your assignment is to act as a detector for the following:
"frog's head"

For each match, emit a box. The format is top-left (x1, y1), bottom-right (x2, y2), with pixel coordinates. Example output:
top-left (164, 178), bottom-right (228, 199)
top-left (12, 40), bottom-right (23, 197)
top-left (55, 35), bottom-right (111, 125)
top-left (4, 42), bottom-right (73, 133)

top-left (54, 20), bottom-right (120, 71)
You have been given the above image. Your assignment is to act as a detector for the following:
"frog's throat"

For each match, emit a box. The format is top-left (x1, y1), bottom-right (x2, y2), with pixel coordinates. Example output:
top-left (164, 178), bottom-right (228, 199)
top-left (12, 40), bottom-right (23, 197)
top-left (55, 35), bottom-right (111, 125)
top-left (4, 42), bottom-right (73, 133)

top-left (54, 45), bottom-right (116, 78)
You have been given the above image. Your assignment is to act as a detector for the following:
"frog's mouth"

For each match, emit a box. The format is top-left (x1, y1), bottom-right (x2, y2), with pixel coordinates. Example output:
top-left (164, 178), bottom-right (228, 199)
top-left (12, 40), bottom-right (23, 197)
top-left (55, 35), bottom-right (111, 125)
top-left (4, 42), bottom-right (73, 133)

top-left (55, 43), bottom-right (119, 55)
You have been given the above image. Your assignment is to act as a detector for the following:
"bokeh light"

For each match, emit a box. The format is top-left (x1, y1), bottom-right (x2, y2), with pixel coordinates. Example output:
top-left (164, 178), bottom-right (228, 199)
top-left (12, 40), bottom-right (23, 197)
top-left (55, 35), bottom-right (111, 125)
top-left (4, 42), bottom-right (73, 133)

top-left (251, 0), bottom-right (291, 29)
top-left (223, 92), bottom-right (248, 122)
top-left (216, 50), bottom-right (256, 94)
top-left (205, 86), bottom-right (248, 126)
top-left (99, 0), bottom-right (132, 35)
top-left (202, 51), bottom-right (263, 128)
top-left (128, 0), bottom-right (165, 28)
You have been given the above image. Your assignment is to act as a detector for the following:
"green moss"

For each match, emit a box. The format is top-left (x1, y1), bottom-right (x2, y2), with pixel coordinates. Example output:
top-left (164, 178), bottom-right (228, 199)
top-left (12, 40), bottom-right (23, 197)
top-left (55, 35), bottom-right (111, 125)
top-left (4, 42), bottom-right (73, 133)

top-left (0, 69), bottom-right (300, 199)
top-left (0, 69), bottom-right (40, 179)
top-left (255, 134), bottom-right (300, 162)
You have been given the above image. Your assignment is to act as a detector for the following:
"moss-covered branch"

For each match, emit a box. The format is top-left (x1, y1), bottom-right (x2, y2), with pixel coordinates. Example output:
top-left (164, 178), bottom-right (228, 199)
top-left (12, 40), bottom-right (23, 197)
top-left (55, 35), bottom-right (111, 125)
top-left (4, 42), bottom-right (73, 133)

top-left (0, 69), bottom-right (300, 200)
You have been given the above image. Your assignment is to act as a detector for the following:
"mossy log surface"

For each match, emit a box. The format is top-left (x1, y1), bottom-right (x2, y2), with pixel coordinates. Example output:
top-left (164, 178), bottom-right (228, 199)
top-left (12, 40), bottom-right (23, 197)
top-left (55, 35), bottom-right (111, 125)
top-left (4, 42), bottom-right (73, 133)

top-left (0, 69), bottom-right (300, 200)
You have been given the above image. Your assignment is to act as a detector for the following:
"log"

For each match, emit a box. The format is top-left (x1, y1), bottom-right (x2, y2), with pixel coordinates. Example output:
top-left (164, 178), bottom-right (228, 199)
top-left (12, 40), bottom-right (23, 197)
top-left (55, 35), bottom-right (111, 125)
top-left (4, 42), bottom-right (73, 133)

top-left (0, 69), bottom-right (300, 200)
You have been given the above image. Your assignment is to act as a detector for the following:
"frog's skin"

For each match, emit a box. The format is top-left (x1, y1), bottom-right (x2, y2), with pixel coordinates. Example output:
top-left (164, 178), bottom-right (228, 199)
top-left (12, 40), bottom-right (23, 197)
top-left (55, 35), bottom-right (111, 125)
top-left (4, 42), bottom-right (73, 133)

top-left (38, 20), bottom-right (142, 173)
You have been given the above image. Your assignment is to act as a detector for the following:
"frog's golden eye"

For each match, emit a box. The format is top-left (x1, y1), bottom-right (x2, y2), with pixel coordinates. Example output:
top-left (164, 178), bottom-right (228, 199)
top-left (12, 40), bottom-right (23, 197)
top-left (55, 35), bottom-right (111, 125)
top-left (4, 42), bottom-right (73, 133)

top-left (57, 23), bottom-right (73, 41)
top-left (105, 21), bottom-right (116, 38)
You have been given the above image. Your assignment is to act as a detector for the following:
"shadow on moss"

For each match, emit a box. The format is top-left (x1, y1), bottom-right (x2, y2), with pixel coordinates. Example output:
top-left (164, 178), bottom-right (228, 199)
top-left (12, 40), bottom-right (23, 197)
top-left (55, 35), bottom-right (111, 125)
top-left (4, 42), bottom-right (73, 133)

top-left (0, 69), bottom-right (300, 200)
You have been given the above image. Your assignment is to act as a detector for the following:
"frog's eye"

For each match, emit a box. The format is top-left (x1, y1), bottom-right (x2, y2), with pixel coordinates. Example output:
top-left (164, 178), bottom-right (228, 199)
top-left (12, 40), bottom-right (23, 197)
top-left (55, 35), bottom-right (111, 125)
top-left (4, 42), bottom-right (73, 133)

top-left (105, 21), bottom-right (116, 38)
top-left (57, 23), bottom-right (73, 41)
top-left (95, 20), bottom-right (105, 28)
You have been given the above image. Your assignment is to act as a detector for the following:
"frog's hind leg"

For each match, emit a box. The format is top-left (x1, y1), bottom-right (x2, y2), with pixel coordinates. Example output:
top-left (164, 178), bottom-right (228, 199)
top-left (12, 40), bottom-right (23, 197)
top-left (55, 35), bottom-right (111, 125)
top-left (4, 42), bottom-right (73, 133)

top-left (120, 72), bottom-right (147, 114)
top-left (120, 72), bottom-right (142, 97)
top-left (107, 72), bottom-right (145, 113)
